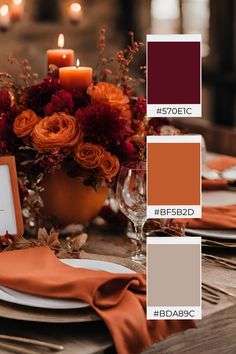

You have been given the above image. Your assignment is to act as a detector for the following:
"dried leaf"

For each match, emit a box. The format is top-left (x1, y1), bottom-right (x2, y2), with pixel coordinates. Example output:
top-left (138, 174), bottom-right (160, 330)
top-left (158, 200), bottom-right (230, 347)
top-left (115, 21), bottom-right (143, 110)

top-left (37, 228), bottom-right (60, 248)
top-left (13, 236), bottom-right (37, 249)
top-left (69, 233), bottom-right (88, 252)
top-left (47, 228), bottom-right (60, 248)
top-left (57, 249), bottom-right (71, 259)
top-left (37, 227), bottom-right (48, 244)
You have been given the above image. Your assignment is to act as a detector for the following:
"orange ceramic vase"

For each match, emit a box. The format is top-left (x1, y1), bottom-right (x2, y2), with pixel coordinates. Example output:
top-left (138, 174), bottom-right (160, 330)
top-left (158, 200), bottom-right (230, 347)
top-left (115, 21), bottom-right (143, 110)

top-left (42, 170), bottom-right (108, 225)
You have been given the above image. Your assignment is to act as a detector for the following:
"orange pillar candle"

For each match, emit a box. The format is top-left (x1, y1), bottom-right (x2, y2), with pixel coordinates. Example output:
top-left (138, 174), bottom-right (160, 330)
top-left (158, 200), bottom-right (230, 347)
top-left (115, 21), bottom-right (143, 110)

top-left (47, 34), bottom-right (75, 69)
top-left (59, 59), bottom-right (93, 91)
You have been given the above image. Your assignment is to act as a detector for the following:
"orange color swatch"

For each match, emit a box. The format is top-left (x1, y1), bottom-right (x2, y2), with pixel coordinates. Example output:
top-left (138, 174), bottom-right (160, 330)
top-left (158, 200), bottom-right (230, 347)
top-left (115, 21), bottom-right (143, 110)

top-left (147, 135), bottom-right (201, 218)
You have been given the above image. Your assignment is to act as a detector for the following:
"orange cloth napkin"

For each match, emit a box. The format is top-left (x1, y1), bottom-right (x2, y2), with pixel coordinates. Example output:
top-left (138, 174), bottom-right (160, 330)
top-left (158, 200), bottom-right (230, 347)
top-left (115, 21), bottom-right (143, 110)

top-left (179, 156), bottom-right (236, 229)
top-left (207, 155), bottom-right (236, 172)
top-left (202, 179), bottom-right (228, 190)
top-left (0, 247), bottom-right (195, 354)
top-left (186, 205), bottom-right (236, 229)
top-left (202, 155), bottom-right (236, 190)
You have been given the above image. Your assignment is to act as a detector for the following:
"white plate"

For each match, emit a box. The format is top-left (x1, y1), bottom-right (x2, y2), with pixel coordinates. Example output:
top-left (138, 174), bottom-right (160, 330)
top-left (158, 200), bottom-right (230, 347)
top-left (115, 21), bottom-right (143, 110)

top-left (222, 166), bottom-right (236, 180)
top-left (202, 190), bottom-right (236, 207)
top-left (186, 228), bottom-right (236, 240)
top-left (0, 259), bottom-right (135, 309)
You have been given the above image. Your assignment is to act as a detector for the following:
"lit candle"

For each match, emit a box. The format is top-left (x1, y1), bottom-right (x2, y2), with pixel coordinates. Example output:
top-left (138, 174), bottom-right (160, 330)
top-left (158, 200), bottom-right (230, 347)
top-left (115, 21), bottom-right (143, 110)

top-left (10, 0), bottom-right (24, 22)
top-left (47, 34), bottom-right (75, 70)
top-left (59, 59), bottom-right (93, 91)
top-left (68, 2), bottom-right (82, 25)
top-left (0, 5), bottom-right (10, 31)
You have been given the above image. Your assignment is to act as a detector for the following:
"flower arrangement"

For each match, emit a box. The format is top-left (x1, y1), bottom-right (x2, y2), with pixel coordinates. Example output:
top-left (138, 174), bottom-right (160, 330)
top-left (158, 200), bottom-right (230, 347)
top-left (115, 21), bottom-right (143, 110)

top-left (0, 29), bottom-right (174, 225)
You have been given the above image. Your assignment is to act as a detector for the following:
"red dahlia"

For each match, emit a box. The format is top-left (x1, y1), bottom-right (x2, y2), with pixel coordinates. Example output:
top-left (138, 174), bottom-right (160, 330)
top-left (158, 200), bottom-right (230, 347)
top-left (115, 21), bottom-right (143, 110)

top-left (75, 103), bottom-right (132, 152)
top-left (44, 90), bottom-right (74, 115)
top-left (70, 89), bottom-right (90, 111)
top-left (22, 77), bottom-right (60, 116)
top-left (0, 89), bottom-right (12, 112)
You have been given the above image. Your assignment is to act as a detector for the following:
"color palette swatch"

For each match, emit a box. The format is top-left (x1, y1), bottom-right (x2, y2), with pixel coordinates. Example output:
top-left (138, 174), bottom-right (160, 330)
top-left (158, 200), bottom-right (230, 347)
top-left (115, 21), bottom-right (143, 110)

top-left (147, 135), bottom-right (201, 218)
top-left (147, 237), bottom-right (202, 320)
top-left (147, 34), bottom-right (201, 117)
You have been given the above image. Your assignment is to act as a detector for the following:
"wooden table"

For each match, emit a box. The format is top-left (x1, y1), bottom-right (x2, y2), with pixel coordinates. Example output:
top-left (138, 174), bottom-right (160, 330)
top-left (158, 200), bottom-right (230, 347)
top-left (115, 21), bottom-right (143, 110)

top-left (0, 182), bottom-right (236, 353)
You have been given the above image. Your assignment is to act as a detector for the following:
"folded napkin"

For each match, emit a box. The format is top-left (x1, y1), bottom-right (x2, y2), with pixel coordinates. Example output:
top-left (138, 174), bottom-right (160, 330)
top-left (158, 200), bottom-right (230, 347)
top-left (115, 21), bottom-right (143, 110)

top-left (207, 155), bottom-right (236, 172)
top-left (186, 205), bottom-right (236, 229)
top-left (202, 155), bottom-right (236, 190)
top-left (202, 179), bottom-right (228, 190)
top-left (0, 247), bottom-right (195, 354)
top-left (179, 156), bottom-right (236, 229)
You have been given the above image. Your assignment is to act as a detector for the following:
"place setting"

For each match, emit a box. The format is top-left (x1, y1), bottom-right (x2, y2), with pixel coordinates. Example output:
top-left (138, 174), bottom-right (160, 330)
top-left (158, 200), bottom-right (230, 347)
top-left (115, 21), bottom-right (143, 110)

top-left (185, 154), bottom-right (236, 243)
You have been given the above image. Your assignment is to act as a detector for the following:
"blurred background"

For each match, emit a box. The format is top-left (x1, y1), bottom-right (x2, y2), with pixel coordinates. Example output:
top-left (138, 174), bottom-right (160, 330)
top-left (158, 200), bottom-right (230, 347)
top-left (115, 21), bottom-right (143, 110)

top-left (0, 0), bottom-right (236, 155)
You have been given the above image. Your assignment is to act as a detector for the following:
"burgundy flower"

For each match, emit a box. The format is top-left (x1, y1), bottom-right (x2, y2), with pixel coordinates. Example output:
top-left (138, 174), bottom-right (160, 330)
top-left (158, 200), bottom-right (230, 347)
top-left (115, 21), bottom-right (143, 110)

top-left (116, 139), bottom-right (137, 160)
top-left (22, 77), bottom-right (60, 116)
top-left (0, 89), bottom-right (11, 112)
top-left (0, 113), bottom-right (9, 137)
top-left (0, 140), bottom-right (7, 153)
top-left (70, 89), bottom-right (90, 111)
top-left (44, 90), bottom-right (74, 115)
top-left (0, 112), bottom-right (14, 153)
top-left (38, 151), bottom-right (65, 174)
top-left (131, 96), bottom-right (146, 120)
top-left (75, 103), bottom-right (132, 152)
top-left (148, 117), bottom-right (170, 134)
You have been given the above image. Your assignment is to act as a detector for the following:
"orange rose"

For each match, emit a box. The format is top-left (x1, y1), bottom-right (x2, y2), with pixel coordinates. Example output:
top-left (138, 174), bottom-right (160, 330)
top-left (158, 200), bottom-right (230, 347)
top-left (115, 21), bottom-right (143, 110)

top-left (87, 82), bottom-right (131, 120)
top-left (75, 143), bottom-right (104, 169)
top-left (13, 109), bottom-right (39, 139)
top-left (32, 113), bottom-right (81, 152)
top-left (99, 151), bottom-right (120, 180)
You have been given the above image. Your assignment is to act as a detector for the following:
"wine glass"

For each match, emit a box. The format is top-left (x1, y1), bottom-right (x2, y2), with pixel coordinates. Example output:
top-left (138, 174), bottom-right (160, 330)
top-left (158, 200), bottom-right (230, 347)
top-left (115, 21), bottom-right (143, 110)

top-left (116, 161), bottom-right (146, 263)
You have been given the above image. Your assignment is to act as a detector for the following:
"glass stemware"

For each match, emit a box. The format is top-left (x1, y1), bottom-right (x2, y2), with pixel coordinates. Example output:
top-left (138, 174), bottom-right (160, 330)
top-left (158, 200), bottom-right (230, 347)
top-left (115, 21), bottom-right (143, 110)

top-left (116, 161), bottom-right (146, 263)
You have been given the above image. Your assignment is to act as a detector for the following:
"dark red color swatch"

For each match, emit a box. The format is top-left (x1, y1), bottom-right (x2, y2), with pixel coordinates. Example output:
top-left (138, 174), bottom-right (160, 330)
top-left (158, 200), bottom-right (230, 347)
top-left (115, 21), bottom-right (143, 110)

top-left (147, 41), bottom-right (200, 104)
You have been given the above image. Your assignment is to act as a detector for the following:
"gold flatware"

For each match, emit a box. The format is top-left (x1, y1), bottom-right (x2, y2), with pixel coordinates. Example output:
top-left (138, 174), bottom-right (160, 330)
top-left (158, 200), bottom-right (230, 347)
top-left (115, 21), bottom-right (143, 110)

top-left (202, 294), bottom-right (219, 305)
top-left (202, 239), bottom-right (236, 248)
top-left (202, 284), bottom-right (220, 300)
top-left (202, 254), bottom-right (236, 270)
top-left (0, 334), bottom-right (64, 351)
top-left (203, 281), bottom-right (236, 298)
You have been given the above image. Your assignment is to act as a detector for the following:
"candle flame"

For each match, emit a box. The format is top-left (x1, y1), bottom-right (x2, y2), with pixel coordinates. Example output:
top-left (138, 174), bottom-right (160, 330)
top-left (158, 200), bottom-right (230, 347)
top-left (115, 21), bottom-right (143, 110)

top-left (76, 59), bottom-right (80, 68)
top-left (0, 4), bottom-right (8, 16)
top-left (58, 33), bottom-right (64, 49)
top-left (71, 3), bottom-right (81, 13)
top-left (13, 0), bottom-right (22, 5)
